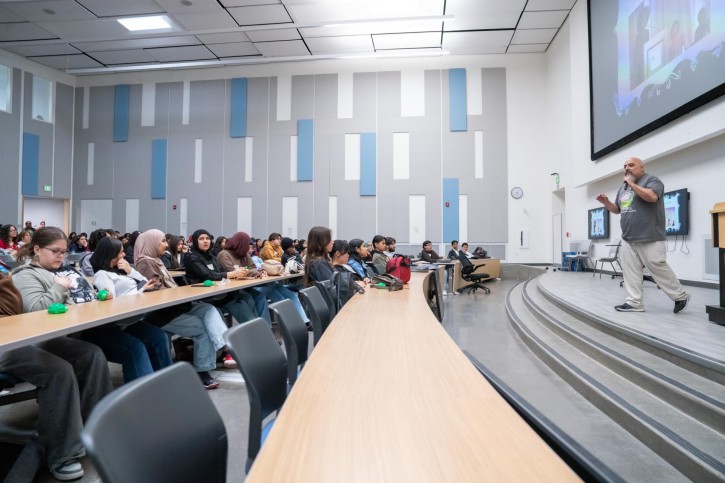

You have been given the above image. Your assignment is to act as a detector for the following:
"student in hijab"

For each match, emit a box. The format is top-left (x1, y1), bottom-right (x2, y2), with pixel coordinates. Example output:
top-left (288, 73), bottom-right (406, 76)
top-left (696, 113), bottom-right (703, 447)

top-left (133, 229), bottom-right (228, 389)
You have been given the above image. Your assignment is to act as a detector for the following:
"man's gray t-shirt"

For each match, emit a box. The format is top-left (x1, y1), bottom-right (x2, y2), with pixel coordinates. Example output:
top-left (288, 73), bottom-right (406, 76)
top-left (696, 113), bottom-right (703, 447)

top-left (616, 173), bottom-right (665, 242)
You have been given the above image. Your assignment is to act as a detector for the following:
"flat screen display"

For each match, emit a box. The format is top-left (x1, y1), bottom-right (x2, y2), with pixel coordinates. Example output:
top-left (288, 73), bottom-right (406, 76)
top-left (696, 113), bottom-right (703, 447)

top-left (588, 0), bottom-right (725, 159)
top-left (663, 188), bottom-right (690, 236)
top-left (588, 207), bottom-right (610, 240)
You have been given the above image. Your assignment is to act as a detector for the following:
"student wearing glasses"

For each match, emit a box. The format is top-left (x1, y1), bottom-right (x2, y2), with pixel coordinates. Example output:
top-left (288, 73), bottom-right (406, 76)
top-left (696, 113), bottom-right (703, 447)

top-left (347, 239), bottom-right (370, 280)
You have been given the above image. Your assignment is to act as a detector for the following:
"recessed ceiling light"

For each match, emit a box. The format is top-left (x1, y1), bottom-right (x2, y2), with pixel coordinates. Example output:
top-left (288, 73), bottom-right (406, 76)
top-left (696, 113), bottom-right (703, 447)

top-left (42, 8), bottom-right (56, 15)
top-left (117, 15), bottom-right (172, 32)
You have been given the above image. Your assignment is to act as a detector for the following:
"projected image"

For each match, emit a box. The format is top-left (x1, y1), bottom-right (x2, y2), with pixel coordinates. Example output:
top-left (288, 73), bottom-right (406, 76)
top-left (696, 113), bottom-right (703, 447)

top-left (589, 0), bottom-right (725, 158)
top-left (588, 207), bottom-right (610, 240)
top-left (664, 188), bottom-right (690, 236)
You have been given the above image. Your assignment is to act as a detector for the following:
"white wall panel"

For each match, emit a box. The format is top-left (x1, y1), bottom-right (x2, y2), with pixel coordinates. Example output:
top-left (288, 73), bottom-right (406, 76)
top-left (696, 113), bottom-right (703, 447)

top-left (409, 195), bottom-right (426, 244)
top-left (82, 86), bottom-right (89, 129)
top-left (179, 198), bottom-right (188, 237)
top-left (237, 197), bottom-right (252, 234)
top-left (459, 194), bottom-right (468, 243)
top-left (282, 196), bottom-right (298, 239)
top-left (141, 82), bottom-right (155, 126)
top-left (125, 199), bottom-right (139, 233)
top-left (182, 80), bottom-right (190, 125)
top-left (290, 135), bottom-right (298, 181)
top-left (344, 133), bottom-right (360, 180)
top-left (337, 72), bottom-right (353, 119)
top-left (329, 196), bottom-right (338, 238)
top-left (393, 132), bottom-right (410, 180)
top-left (80, 199), bottom-right (112, 235)
top-left (277, 74), bottom-right (292, 121)
top-left (467, 67), bottom-right (482, 116)
top-left (401, 69), bottom-right (425, 117)
top-left (194, 138), bottom-right (202, 183)
top-left (474, 130), bottom-right (483, 178)
top-left (244, 137), bottom-right (253, 182)
top-left (86, 143), bottom-right (94, 185)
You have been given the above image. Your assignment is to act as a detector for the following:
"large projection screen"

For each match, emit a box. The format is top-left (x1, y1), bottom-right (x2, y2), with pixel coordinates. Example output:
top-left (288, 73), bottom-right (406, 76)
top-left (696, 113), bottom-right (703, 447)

top-left (588, 0), bottom-right (725, 160)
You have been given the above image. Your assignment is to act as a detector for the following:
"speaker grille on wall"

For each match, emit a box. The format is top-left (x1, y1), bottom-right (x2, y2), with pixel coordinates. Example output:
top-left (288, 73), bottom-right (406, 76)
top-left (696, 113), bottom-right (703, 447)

top-left (703, 236), bottom-right (719, 281)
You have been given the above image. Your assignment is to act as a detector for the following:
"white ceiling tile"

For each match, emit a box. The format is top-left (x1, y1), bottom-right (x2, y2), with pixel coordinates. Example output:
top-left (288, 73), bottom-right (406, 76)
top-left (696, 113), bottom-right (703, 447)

top-left (196, 32), bottom-right (250, 44)
top-left (0, 6), bottom-right (25, 23)
top-left (445, 0), bottom-right (527, 17)
top-left (220, 0), bottom-right (281, 6)
top-left (373, 32), bottom-right (441, 50)
top-left (7, 43), bottom-right (80, 57)
top-left (73, 36), bottom-right (200, 52)
top-left (0, 22), bottom-right (57, 41)
top-left (88, 49), bottom-right (157, 65)
top-left (206, 42), bottom-right (260, 57)
top-left (517, 10), bottom-right (568, 29)
top-left (507, 44), bottom-right (548, 53)
top-left (227, 5), bottom-right (293, 26)
top-left (145, 45), bottom-right (216, 62)
top-left (305, 35), bottom-right (374, 54)
top-left (36, 19), bottom-right (139, 40)
top-left (511, 28), bottom-right (557, 44)
top-left (442, 30), bottom-right (513, 54)
top-left (254, 39), bottom-right (309, 57)
top-left (287, 0), bottom-right (443, 24)
top-left (443, 14), bottom-right (519, 31)
top-left (1, 1), bottom-right (95, 22)
top-left (246, 29), bottom-right (300, 42)
top-left (525, 0), bottom-right (576, 11)
top-left (301, 19), bottom-right (443, 38)
top-left (75, 0), bottom-right (163, 17)
top-left (154, 0), bottom-right (224, 13)
top-left (29, 54), bottom-right (103, 69)
top-left (171, 11), bottom-right (238, 30)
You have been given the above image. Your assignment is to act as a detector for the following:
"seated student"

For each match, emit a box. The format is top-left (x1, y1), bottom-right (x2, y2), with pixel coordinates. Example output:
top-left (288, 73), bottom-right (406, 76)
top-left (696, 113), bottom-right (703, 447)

top-left (472, 246), bottom-right (488, 258)
top-left (12, 227), bottom-right (167, 385)
top-left (0, 270), bottom-right (111, 481)
top-left (184, 229), bottom-right (258, 326)
top-left (0, 224), bottom-right (19, 255)
top-left (460, 242), bottom-right (472, 258)
top-left (331, 239), bottom-right (365, 282)
top-left (260, 232), bottom-right (283, 261)
top-left (303, 226), bottom-right (336, 286)
top-left (79, 228), bottom-right (110, 276)
top-left (16, 229), bottom-right (32, 247)
top-left (347, 239), bottom-right (371, 281)
top-left (68, 233), bottom-right (90, 254)
top-left (281, 237), bottom-right (301, 266)
top-left (419, 240), bottom-right (441, 263)
top-left (295, 239), bottom-right (307, 260)
top-left (370, 235), bottom-right (390, 275)
top-left (447, 240), bottom-right (460, 259)
top-left (90, 237), bottom-right (173, 375)
top-left (211, 236), bottom-right (227, 257)
top-left (162, 234), bottom-right (189, 270)
top-left (383, 237), bottom-right (397, 258)
top-left (123, 230), bottom-right (140, 264)
top-left (252, 237), bottom-right (264, 257)
top-left (134, 229), bottom-right (229, 389)
top-left (217, 231), bottom-right (308, 324)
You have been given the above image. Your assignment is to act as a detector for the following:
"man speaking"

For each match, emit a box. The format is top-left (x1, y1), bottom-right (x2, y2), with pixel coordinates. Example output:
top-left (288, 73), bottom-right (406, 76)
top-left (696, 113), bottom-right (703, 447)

top-left (596, 157), bottom-right (690, 313)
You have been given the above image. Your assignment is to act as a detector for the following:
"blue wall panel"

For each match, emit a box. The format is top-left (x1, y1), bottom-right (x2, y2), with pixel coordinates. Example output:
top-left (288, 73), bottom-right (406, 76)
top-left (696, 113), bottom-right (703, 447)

top-left (442, 178), bottom-right (460, 241)
top-left (448, 69), bottom-right (467, 132)
top-left (22, 133), bottom-right (39, 196)
top-left (360, 133), bottom-right (376, 196)
top-left (230, 78), bottom-right (248, 138)
top-left (297, 119), bottom-right (314, 181)
top-left (113, 84), bottom-right (130, 142)
top-left (151, 139), bottom-right (167, 199)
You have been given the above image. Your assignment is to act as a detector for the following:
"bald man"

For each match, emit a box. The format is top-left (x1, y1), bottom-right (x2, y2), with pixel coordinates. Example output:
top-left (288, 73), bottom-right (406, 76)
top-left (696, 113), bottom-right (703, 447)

top-left (597, 157), bottom-right (690, 313)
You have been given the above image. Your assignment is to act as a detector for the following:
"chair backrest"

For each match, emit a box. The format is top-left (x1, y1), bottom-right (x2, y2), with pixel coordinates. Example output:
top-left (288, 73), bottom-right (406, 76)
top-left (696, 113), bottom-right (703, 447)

top-left (575, 240), bottom-right (592, 256)
top-left (314, 280), bottom-right (337, 319)
top-left (269, 299), bottom-right (309, 389)
top-left (610, 240), bottom-right (622, 258)
top-left (224, 318), bottom-right (287, 468)
top-left (81, 363), bottom-right (227, 483)
top-left (457, 253), bottom-right (475, 275)
top-left (298, 286), bottom-right (331, 345)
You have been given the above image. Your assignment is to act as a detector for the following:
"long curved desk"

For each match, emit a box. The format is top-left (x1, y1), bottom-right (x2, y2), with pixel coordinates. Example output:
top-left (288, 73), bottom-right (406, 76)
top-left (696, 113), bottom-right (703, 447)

top-left (246, 272), bottom-right (579, 482)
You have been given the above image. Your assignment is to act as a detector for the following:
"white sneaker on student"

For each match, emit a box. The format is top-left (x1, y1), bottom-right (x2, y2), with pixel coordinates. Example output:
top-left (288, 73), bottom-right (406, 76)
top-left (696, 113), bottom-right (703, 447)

top-left (51, 459), bottom-right (84, 481)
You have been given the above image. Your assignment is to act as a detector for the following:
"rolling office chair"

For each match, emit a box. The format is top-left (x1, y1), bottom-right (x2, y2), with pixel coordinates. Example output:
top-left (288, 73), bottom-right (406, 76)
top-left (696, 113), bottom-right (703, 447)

top-left (593, 241), bottom-right (622, 278)
top-left (457, 253), bottom-right (491, 294)
top-left (298, 286), bottom-right (332, 346)
top-left (81, 363), bottom-right (228, 483)
top-left (224, 318), bottom-right (288, 472)
top-left (269, 299), bottom-right (310, 389)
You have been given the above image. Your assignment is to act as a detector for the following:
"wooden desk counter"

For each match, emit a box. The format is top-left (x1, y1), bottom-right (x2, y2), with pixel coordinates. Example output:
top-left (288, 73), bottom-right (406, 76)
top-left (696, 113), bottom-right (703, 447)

top-left (0, 273), bottom-right (301, 352)
top-left (453, 258), bottom-right (500, 292)
top-left (246, 272), bottom-right (578, 482)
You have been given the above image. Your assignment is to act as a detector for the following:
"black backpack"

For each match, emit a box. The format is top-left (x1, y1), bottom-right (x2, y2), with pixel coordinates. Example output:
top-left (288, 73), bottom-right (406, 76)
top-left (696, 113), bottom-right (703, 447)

top-left (328, 270), bottom-right (365, 311)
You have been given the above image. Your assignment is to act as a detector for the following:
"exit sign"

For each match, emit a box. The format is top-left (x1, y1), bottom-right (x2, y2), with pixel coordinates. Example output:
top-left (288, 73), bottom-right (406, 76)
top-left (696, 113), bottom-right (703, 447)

top-left (43, 185), bottom-right (51, 192)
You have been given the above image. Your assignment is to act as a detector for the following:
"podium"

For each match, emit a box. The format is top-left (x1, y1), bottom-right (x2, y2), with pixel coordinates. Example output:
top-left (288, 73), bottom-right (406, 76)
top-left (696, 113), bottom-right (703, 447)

top-left (706, 202), bottom-right (725, 325)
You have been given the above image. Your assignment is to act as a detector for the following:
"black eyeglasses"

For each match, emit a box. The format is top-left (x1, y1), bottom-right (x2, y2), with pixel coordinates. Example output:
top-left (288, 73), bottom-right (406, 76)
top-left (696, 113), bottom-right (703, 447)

top-left (41, 247), bottom-right (68, 257)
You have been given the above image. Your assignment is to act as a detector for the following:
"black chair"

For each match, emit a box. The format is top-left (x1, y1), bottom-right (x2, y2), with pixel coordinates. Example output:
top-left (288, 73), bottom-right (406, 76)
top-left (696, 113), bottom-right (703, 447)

top-left (224, 318), bottom-right (287, 472)
top-left (0, 373), bottom-right (37, 406)
top-left (81, 362), bottom-right (227, 483)
top-left (269, 299), bottom-right (309, 389)
top-left (298, 286), bottom-right (331, 345)
top-left (457, 254), bottom-right (491, 294)
top-left (314, 280), bottom-right (337, 320)
top-left (593, 241), bottom-right (622, 278)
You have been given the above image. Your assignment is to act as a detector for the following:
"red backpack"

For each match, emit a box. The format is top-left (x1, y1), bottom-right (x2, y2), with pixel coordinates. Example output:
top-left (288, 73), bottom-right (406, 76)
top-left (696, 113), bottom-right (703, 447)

top-left (385, 254), bottom-right (411, 284)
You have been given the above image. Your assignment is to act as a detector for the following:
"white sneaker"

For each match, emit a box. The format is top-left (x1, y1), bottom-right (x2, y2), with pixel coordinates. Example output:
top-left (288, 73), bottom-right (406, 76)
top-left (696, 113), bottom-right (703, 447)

top-left (51, 460), bottom-right (84, 481)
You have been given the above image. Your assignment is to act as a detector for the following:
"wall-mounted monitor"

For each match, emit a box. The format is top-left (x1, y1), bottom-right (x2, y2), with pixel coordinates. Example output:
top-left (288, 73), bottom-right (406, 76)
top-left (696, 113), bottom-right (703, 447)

top-left (588, 207), bottom-right (610, 240)
top-left (588, 1), bottom-right (725, 160)
top-left (664, 188), bottom-right (690, 236)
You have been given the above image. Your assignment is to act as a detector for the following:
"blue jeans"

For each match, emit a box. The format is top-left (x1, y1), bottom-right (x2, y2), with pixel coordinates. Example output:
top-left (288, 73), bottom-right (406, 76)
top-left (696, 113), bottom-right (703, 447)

top-left (82, 319), bottom-right (172, 383)
top-left (254, 282), bottom-right (309, 323)
top-left (160, 302), bottom-right (226, 372)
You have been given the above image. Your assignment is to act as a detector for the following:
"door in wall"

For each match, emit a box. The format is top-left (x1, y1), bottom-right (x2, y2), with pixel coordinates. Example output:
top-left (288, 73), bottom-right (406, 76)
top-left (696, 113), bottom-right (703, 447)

top-left (23, 197), bottom-right (69, 232)
top-left (79, 199), bottom-right (112, 235)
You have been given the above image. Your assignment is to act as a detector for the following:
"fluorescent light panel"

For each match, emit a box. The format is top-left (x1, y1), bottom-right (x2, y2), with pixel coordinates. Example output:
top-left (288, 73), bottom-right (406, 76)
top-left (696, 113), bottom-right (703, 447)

top-left (117, 16), bottom-right (172, 32)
